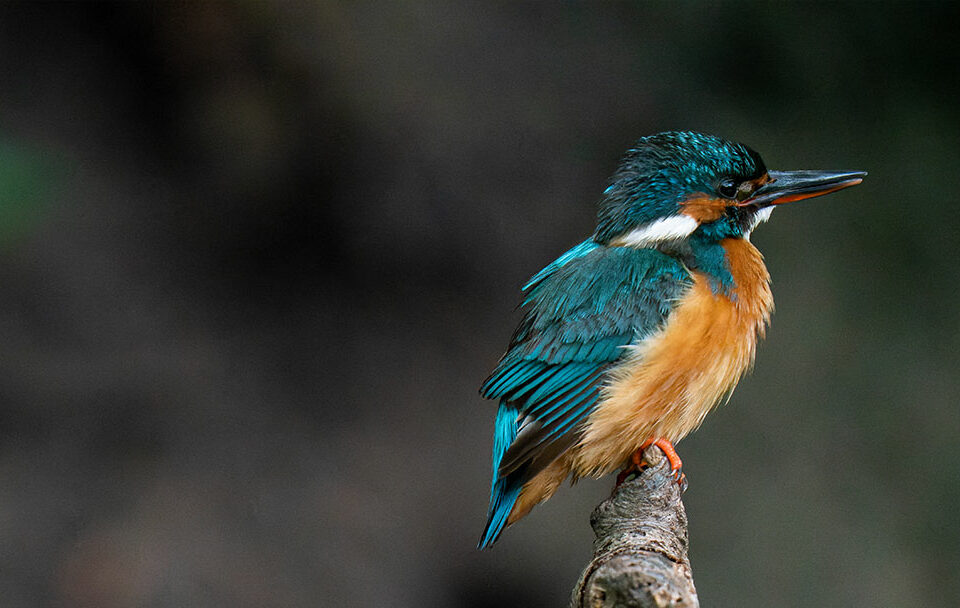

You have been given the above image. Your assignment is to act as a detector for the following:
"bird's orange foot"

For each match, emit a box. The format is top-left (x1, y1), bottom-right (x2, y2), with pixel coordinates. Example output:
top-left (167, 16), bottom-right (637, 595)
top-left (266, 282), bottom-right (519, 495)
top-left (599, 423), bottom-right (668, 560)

top-left (615, 438), bottom-right (687, 492)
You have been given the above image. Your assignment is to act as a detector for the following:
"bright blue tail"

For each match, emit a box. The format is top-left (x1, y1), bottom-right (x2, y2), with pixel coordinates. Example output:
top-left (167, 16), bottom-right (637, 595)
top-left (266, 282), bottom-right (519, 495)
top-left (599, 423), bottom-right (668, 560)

top-left (478, 402), bottom-right (522, 549)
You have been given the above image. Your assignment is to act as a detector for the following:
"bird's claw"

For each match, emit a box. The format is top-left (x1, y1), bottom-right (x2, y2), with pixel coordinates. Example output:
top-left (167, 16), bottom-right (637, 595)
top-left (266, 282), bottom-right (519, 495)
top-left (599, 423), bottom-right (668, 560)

top-left (614, 438), bottom-right (688, 493)
top-left (670, 468), bottom-right (688, 493)
top-left (614, 468), bottom-right (636, 486)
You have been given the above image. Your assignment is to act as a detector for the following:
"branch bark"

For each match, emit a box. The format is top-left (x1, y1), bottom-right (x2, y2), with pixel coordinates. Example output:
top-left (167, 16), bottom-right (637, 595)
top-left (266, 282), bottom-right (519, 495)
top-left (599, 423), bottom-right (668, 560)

top-left (570, 446), bottom-right (699, 608)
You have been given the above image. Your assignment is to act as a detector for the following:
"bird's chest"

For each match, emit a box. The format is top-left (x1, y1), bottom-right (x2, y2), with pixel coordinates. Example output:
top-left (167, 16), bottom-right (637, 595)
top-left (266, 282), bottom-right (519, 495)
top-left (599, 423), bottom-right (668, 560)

top-left (575, 238), bottom-right (773, 475)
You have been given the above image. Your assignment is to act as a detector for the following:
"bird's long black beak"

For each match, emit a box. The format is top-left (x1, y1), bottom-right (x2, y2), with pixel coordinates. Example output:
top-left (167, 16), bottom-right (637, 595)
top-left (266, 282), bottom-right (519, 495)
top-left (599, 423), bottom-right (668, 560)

top-left (740, 170), bottom-right (866, 207)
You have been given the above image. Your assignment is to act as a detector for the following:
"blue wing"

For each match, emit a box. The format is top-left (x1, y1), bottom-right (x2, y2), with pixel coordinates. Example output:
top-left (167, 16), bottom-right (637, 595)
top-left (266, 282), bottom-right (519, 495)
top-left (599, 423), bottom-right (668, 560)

top-left (478, 240), bottom-right (691, 547)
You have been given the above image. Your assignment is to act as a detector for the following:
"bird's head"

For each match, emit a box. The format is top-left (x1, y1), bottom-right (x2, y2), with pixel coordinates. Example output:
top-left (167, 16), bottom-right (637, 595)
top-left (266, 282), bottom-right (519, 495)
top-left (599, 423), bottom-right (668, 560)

top-left (594, 131), bottom-right (865, 246)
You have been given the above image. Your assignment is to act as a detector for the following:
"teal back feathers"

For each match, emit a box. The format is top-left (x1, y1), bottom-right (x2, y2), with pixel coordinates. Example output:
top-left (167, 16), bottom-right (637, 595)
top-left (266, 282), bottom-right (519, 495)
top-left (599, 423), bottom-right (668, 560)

top-left (478, 242), bottom-right (691, 547)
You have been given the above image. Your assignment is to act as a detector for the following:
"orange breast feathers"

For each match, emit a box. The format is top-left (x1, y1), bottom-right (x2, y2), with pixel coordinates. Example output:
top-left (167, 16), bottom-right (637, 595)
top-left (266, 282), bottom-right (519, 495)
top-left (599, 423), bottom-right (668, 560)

top-left (572, 238), bottom-right (774, 477)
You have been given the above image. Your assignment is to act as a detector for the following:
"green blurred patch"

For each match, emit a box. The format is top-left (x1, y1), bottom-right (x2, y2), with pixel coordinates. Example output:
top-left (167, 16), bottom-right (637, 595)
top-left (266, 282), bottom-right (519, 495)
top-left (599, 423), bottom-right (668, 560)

top-left (0, 138), bottom-right (59, 247)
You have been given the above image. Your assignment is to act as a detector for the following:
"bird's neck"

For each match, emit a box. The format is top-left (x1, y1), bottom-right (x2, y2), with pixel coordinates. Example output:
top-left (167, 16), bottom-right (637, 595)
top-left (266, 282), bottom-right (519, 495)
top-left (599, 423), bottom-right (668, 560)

top-left (683, 235), bottom-right (769, 299)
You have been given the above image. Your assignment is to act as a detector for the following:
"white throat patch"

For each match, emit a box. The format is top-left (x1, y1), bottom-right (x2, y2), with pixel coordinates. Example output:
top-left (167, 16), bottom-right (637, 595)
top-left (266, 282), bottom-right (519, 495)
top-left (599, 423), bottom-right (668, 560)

top-left (743, 206), bottom-right (774, 241)
top-left (611, 214), bottom-right (698, 248)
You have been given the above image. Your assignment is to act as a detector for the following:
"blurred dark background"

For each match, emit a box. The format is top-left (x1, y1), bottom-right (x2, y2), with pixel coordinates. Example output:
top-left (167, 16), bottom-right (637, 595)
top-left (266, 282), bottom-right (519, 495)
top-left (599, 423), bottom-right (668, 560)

top-left (0, 2), bottom-right (958, 606)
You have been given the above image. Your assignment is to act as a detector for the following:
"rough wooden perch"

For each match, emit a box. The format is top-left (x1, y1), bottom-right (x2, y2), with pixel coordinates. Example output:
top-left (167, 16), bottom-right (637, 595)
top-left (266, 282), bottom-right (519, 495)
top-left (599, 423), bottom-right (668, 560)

top-left (571, 445), bottom-right (699, 607)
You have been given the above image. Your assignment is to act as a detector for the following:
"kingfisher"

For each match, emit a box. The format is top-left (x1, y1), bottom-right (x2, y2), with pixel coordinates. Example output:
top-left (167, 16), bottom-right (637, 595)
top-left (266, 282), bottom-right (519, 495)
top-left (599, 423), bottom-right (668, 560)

top-left (478, 131), bottom-right (864, 548)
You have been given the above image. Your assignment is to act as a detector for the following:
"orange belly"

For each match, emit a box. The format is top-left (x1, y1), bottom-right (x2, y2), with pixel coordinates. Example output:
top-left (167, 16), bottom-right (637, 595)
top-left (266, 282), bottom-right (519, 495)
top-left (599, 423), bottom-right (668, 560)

top-left (507, 237), bottom-right (773, 523)
top-left (572, 237), bottom-right (773, 477)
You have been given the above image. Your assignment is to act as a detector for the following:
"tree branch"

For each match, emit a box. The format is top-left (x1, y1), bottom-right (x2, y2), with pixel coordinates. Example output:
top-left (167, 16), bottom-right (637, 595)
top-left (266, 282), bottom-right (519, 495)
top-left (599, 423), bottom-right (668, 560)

top-left (570, 446), bottom-right (699, 607)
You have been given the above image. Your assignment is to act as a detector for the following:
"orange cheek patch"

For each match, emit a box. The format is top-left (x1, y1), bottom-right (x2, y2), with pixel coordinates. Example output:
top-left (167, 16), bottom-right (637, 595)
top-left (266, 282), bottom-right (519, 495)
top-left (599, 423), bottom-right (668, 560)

top-left (680, 194), bottom-right (731, 222)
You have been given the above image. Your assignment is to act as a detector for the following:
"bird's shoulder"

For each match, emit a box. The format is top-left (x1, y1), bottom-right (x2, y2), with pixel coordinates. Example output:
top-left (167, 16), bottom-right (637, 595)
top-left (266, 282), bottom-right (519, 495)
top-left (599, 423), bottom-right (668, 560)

top-left (516, 240), bottom-right (693, 350)
top-left (481, 240), bottom-right (691, 399)
top-left (520, 239), bottom-right (692, 325)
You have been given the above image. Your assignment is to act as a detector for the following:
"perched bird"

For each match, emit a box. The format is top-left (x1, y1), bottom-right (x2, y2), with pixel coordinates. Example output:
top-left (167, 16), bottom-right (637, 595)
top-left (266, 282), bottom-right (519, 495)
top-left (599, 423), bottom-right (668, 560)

top-left (478, 131), bottom-right (864, 548)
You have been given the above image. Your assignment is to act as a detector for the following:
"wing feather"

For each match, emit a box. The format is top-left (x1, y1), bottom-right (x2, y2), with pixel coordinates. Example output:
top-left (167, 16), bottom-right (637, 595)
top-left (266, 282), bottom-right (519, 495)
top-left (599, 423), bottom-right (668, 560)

top-left (481, 242), bottom-right (691, 487)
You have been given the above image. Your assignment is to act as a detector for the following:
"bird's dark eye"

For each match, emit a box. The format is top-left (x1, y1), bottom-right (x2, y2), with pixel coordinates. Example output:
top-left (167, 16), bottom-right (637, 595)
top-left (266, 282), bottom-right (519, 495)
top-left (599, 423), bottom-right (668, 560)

top-left (717, 178), bottom-right (739, 199)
